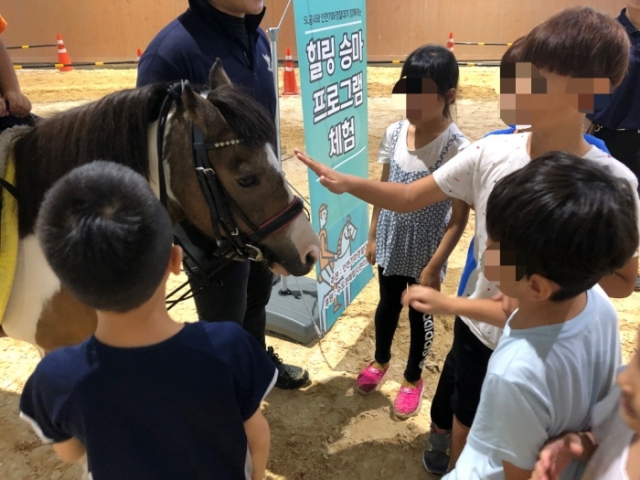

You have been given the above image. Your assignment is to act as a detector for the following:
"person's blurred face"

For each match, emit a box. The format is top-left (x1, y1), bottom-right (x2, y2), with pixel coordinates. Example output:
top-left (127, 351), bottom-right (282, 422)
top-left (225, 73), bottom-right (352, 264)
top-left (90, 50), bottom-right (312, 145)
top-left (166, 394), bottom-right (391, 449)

top-left (499, 62), bottom-right (611, 126)
top-left (483, 241), bottom-right (525, 297)
top-left (208, 0), bottom-right (264, 16)
top-left (617, 330), bottom-right (640, 432)
top-left (392, 77), bottom-right (449, 125)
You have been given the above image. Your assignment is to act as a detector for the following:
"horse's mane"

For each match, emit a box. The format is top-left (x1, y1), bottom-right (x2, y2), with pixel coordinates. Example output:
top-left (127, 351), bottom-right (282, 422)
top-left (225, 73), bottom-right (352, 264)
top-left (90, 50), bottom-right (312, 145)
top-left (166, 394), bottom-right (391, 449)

top-left (12, 80), bottom-right (277, 238)
top-left (13, 83), bottom-right (169, 237)
top-left (206, 84), bottom-right (276, 147)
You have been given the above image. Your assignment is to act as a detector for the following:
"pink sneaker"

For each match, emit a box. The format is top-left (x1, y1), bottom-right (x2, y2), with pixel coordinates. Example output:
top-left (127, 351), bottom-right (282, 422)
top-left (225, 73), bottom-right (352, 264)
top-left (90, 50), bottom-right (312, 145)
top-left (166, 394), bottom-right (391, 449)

top-left (394, 379), bottom-right (425, 419)
top-left (356, 362), bottom-right (389, 395)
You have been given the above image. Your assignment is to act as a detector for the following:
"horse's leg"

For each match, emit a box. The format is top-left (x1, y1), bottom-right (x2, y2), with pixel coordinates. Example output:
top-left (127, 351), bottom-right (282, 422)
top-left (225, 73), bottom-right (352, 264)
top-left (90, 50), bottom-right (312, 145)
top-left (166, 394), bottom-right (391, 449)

top-left (36, 287), bottom-right (97, 353)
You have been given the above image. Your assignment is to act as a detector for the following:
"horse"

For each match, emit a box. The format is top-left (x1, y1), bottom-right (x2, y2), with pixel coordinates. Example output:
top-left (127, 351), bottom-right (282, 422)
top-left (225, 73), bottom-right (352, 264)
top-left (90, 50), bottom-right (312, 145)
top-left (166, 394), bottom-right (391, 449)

top-left (0, 60), bottom-right (320, 354)
top-left (316, 216), bottom-right (358, 331)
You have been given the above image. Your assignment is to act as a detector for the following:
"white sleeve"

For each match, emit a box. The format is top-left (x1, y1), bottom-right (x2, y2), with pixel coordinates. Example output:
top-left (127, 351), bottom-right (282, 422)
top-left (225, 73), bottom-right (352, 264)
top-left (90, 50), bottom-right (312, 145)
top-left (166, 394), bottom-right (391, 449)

top-left (377, 125), bottom-right (393, 164)
top-left (432, 139), bottom-right (482, 204)
top-left (465, 373), bottom-right (551, 471)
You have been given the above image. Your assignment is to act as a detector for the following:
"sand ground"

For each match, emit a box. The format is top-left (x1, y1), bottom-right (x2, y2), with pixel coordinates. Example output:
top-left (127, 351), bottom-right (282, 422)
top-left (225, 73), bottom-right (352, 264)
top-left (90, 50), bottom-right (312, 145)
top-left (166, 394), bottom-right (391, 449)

top-left (0, 66), bottom-right (638, 480)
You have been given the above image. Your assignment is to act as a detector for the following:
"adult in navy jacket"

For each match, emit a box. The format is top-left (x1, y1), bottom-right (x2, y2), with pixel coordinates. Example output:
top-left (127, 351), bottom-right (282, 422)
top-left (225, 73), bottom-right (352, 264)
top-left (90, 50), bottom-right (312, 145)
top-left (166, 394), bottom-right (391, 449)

top-left (137, 0), bottom-right (309, 389)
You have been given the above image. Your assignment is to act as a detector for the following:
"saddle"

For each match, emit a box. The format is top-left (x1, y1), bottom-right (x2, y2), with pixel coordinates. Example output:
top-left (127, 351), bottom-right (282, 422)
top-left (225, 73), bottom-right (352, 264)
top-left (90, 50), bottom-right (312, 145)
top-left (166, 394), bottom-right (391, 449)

top-left (0, 126), bottom-right (31, 324)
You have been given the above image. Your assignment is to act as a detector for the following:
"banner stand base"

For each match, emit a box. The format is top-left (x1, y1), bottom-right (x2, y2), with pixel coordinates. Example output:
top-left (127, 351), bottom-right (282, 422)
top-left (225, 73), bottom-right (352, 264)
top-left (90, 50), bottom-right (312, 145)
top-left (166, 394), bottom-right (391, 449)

top-left (265, 276), bottom-right (321, 345)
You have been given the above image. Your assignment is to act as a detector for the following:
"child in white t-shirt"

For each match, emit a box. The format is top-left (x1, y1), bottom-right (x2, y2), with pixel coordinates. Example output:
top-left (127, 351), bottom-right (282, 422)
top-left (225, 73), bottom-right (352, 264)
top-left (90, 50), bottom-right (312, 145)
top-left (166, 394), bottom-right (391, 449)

top-left (358, 44), bottom-right (469, 419)
top-left (443, 152), bottom-right (638, 479)
top-left (531, 326), bottom-right (640, 480)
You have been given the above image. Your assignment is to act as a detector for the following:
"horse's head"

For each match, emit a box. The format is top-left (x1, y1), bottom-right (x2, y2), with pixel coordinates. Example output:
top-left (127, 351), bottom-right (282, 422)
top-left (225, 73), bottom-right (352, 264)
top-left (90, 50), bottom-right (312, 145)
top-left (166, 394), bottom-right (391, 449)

top-left (163, 60), bottom-right (319, 276)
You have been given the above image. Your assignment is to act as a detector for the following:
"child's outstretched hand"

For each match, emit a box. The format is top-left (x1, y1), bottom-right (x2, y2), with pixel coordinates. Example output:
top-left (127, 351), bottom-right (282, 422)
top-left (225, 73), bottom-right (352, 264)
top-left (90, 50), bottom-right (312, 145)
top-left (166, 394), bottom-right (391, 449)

top-left (401, 285), bottom-right (452, 315)
top-left (4, 90), bottom-right (32, 117)
top-left (294, 149), bottom-right (351, 194)
top-left (530, 433), bottom-right (586, 480)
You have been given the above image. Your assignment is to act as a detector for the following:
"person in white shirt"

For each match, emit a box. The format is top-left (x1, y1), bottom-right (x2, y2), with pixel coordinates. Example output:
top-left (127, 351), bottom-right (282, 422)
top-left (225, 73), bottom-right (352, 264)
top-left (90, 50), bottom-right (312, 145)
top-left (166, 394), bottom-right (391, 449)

top-left (531, 325), bottom-right (640, 480)
top-left (294, 7), bottom-right (639, 474)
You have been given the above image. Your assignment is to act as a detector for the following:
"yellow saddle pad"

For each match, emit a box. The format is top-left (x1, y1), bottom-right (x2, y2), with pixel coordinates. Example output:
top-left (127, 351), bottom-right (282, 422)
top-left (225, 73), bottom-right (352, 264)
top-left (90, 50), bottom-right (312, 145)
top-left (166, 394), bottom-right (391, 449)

top-left (0, 152), bottom-right (18, 325)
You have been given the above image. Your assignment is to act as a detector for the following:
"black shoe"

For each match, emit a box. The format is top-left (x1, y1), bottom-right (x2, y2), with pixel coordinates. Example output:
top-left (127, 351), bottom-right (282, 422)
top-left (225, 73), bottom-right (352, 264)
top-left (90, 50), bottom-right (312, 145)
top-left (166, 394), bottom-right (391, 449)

top-left (267, 346), bottom-right (310, 389)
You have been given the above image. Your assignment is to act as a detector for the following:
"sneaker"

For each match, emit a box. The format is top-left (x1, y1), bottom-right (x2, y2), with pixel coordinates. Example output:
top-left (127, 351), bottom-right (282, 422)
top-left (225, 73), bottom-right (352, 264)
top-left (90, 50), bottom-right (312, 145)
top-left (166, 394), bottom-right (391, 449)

top-left (422, 423), bottom-right (452, 475)
top-left (393, 379), bottom-right (425, 419)
top-left (356, 362), bottom-right (389, 395)
top-left (267, 347), bottom-right (310, 390)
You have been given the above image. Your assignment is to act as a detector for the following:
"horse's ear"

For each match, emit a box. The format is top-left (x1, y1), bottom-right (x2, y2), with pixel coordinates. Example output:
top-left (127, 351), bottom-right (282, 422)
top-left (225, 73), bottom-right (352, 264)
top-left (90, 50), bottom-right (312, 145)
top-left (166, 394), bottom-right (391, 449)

top-left (209, 59), bottom-right (232, 90)
top-left (180, 82), bottom-right (226, 128)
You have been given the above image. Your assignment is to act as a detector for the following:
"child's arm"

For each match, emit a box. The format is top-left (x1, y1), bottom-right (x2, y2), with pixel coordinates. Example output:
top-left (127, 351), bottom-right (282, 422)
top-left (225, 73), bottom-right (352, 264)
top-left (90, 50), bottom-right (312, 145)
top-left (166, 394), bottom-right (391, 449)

top-left (503, 462), bottom-right (533, 480)
top-left (244, 409), bottom-right (270, 480)
top-left (530, 432), bottom-right (597, 480)
top-left (53, 438), bottom-right (86, 463)
top-left (419, 199), bottom-right (470, 290)
top-left (598, 255), bottom-right (638, 298)
top-left (366, 163), bottom-right (390, 265)
top-left (0, 37), bottom-right (31, 117)
top-left (295, 149), bottom-right (449, 212)
top-left (402, 287), bottom-right (512, 328)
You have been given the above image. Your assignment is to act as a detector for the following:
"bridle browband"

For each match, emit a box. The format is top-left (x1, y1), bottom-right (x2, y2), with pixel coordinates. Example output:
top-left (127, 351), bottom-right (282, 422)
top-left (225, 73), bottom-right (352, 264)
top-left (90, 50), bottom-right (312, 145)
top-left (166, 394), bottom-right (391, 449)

top-left (156, 81), bottom-right (305, 309)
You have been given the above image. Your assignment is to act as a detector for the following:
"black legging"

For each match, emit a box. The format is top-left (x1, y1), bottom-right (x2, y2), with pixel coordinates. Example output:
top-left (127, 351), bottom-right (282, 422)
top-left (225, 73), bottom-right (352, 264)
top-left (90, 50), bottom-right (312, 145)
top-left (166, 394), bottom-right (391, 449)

top-left (374, 266), bottom-right (435, 383)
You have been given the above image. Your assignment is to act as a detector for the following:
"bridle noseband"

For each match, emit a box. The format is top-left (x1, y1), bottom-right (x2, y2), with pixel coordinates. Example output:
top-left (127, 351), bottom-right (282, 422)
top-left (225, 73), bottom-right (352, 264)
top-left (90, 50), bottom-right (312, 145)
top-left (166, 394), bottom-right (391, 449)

top-left (156, 81), bottom-right (306, 308)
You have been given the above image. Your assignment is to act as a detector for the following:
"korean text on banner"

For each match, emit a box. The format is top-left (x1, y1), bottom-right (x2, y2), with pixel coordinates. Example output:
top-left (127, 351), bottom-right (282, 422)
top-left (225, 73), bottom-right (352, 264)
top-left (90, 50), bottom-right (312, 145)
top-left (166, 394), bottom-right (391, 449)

top-left (293, 0), bottom-right (373, 333)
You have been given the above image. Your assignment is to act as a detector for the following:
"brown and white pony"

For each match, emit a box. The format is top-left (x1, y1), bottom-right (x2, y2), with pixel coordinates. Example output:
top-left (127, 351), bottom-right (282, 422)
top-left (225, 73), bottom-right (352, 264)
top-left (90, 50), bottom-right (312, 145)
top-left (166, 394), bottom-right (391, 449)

top-left (1, 61), bottom-right (319, 354)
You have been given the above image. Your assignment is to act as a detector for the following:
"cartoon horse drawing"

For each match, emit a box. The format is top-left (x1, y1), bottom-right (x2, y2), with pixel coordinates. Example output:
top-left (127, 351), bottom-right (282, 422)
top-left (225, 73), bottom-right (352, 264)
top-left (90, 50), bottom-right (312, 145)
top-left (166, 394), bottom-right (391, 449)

top-left (316, 215), bottom-right (358, 332)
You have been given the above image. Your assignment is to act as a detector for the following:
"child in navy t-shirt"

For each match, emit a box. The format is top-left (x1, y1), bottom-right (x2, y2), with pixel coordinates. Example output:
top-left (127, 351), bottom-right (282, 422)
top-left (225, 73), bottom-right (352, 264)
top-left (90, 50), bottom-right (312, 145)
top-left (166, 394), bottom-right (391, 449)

top-left (19, 161), bottom-right (276, 480)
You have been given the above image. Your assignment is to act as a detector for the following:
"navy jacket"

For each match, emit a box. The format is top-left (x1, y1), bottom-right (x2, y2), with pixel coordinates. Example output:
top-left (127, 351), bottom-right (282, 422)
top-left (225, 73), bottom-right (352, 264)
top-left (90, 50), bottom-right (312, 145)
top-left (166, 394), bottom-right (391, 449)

top-left (136, 0), bottom-right (276, 122)
top-left (587, 9), bottom-right (640, 130)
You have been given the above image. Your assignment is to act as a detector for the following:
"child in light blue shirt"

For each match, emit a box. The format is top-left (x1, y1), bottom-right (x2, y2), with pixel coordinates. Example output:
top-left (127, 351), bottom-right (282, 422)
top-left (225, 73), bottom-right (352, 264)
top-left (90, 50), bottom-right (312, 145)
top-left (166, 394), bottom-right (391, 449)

top-left (439, 152), bottom-right (639, 480)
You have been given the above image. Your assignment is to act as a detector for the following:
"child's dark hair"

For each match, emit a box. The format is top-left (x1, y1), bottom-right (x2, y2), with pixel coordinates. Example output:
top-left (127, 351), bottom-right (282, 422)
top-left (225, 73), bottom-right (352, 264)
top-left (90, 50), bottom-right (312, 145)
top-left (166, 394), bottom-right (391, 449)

top-left (486, 152), bottom-right (638, 301)
top-left (518, 6), bottom-right (629, 86)
top-left (36, 161), bottom-right (174, 312)
top-left (401, 44), bottom-right (459, 119)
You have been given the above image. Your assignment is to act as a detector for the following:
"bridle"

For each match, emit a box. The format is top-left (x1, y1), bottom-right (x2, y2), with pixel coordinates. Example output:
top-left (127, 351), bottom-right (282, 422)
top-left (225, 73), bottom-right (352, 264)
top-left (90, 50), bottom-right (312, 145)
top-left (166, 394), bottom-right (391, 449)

top-left (156, 81), bottom-right (306, 308)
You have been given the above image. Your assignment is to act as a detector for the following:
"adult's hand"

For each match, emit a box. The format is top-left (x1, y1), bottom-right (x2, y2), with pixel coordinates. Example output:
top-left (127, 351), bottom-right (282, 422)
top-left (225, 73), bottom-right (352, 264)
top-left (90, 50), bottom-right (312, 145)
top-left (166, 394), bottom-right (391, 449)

top-left (0, 95), bottom-right (7, 117)
top-left (294, 149), bottom-right (351, 194)
top-left (4, 90), bottom-right (32, 117)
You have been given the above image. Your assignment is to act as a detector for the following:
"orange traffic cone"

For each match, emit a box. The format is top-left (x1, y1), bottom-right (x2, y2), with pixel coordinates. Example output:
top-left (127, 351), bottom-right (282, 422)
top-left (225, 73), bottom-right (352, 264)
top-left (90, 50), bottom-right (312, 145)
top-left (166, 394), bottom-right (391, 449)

top-left (136, 48), bottom-right (143, 62)
top-left (447, 32), bottom-right (455, 53)
top-left (56, 33), bottom-right (73, 72)
top-left (282, 47), bottom-right (299, 95)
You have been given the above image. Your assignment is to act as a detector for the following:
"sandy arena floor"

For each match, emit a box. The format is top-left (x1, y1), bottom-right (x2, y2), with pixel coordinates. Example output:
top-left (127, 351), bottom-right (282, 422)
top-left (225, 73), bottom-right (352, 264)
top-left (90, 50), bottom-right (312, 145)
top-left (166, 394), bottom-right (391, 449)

top-left (0, 67), bottom-right (638, 480)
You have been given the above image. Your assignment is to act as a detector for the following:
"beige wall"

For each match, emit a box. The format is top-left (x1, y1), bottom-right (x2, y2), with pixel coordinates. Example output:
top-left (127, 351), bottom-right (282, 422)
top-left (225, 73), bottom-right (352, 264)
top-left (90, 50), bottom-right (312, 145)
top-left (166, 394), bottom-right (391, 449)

top-left (2, 0), bottom-right (624, 64)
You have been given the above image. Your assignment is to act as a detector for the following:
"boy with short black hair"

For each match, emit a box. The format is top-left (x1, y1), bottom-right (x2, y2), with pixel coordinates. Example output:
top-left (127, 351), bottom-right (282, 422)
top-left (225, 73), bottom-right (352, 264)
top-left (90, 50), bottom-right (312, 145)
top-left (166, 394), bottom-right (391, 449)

top-left (20, 161), bottom-right (276, 480)
top-left (441, 152), bottom-right (638, 479)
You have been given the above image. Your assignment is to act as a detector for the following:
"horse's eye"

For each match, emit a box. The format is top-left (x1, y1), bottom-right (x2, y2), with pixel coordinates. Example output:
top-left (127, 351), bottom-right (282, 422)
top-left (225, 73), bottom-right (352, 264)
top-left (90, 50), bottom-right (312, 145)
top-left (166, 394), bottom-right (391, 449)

top-left (236, 175), bottom-right (258, 188)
